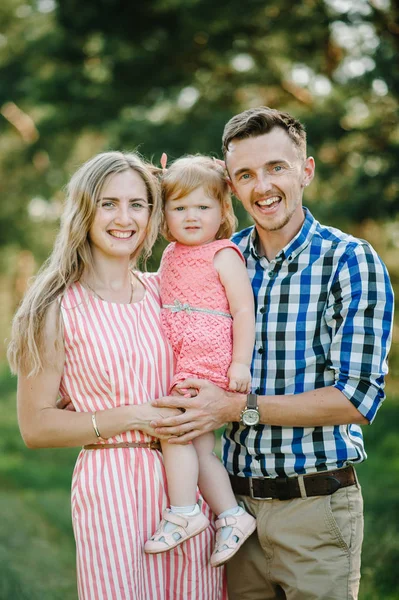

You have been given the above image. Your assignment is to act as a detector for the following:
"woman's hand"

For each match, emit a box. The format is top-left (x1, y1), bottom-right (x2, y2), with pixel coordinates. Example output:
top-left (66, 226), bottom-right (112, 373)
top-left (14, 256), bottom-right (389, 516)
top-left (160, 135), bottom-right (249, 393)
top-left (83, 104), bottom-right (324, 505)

top-left (54, 396), bottom-right (182, 441)
top-left (150, 379), bottom-right (246, 443)
top-left (133, 402), bottom-right (184, 440)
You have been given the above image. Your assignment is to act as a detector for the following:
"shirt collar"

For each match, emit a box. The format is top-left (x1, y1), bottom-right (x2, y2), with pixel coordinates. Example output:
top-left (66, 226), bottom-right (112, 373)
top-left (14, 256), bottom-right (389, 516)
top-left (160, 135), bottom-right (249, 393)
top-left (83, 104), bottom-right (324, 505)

top-left (249, 207), bottom-right (317, 265)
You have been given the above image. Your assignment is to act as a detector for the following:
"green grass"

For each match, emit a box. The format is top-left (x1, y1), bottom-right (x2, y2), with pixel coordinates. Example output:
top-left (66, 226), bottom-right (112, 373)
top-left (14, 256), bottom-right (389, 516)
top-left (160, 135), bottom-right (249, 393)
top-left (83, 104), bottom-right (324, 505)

top-left (1, 365), bottom-right (398, 599)
top-left (0, 366), bottom-right (78, 600)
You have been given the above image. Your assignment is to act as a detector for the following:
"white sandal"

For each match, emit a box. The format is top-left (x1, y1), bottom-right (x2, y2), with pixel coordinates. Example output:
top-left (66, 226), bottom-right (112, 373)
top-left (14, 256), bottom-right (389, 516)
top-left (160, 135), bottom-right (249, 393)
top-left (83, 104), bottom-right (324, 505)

top-left (210, 511), bottom-right (256, 567)
top-left (144, 507), bottom-right (210, 554)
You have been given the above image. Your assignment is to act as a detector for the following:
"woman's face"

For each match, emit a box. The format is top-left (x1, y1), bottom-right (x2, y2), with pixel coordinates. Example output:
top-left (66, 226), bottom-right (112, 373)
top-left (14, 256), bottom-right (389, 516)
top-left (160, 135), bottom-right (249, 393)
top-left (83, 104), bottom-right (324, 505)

top-left (88, 169), bottom-right (151, 261)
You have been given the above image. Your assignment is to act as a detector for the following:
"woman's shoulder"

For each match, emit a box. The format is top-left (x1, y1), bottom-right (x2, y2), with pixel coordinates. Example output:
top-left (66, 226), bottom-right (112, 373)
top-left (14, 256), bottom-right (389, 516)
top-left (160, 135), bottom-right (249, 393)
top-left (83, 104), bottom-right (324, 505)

top-left (135, 271), bottom-right (160, 294)
top-left (136, 270), bottom-right (159, 281)
top-left (59, 281), bottom-right (86, 310)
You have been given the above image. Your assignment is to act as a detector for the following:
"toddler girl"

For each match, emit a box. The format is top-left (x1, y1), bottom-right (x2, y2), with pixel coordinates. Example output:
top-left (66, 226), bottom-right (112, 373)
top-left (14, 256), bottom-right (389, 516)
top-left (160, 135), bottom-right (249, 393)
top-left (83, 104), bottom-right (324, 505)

top-left (144, 155), bottom-right (256, 567)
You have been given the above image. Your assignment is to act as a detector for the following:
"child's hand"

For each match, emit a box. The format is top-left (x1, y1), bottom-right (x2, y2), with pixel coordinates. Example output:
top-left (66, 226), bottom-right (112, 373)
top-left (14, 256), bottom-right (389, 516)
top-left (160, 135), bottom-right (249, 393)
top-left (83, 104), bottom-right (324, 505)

top-left (228, 362), bottom-right (251, 393)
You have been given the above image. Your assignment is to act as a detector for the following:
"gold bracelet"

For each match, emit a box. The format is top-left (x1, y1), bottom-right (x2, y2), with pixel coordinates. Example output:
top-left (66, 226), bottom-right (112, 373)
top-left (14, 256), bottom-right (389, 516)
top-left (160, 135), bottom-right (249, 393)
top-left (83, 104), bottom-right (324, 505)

top-left (91, 411), bottom-right (104, 440)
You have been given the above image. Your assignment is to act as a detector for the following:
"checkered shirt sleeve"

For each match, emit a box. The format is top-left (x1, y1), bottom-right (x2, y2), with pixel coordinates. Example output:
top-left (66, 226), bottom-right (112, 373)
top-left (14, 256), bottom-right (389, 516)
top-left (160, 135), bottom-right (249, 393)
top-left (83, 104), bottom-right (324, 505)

top-left (326, 241), bottom-right (393, 422)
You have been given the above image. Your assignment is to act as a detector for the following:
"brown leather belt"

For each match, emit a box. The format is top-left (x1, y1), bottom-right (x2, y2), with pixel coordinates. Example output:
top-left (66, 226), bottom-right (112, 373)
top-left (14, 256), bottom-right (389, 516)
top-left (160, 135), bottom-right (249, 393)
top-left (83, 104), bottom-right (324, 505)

top-left (229, 465), bottom-right (356, 501)
top-left (83, 441), bottom-right (161, 450)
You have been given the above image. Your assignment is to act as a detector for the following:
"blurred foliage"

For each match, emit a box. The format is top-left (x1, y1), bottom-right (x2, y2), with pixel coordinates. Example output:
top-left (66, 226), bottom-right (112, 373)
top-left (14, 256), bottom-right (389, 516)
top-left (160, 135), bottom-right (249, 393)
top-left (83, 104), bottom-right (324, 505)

top-left (0, 0), bottom-right (398, 268)
top-left (357, 400), bottom-right (399, 599)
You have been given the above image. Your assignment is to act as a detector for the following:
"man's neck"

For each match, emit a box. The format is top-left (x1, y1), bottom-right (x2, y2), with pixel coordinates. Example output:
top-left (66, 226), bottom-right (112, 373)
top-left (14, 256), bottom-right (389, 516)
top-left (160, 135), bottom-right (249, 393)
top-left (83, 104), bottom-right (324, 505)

top-left (255, 230), bottom-right (289, 262)
top-left (255, 210), bottom-right (306, 261)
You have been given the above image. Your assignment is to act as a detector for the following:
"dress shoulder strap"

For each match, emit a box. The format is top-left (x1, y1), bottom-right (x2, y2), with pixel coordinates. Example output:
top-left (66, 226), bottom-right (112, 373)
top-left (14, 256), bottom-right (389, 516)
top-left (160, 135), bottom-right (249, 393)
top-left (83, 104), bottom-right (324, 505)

top-left (208, 239), bottom-right (245, 263)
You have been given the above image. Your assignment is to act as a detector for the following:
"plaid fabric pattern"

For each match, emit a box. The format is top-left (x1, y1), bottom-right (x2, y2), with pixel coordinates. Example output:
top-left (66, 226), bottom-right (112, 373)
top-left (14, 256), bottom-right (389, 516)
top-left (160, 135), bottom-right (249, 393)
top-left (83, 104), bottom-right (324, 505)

top-left (224, 208), bottom-right (394, 478)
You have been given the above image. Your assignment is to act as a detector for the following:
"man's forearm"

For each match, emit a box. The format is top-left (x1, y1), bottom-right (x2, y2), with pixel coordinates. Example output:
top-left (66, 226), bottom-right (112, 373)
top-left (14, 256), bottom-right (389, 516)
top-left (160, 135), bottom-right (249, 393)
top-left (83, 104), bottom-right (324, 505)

top-left (256, 386), bottom-right (368, 427)
top-left (150, 381), bottom-right (367, 444)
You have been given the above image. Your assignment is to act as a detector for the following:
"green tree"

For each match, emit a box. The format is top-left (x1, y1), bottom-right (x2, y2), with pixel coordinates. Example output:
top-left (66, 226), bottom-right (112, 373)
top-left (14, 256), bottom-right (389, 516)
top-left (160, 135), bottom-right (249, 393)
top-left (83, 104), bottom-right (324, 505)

top-left (0, 0), bottom-right (398, 262)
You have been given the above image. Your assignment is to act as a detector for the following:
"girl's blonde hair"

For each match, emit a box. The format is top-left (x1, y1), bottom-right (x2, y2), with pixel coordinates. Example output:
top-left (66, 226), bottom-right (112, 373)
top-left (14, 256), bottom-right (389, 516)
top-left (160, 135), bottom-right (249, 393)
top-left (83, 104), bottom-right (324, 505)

top-left (160, 155), bottom-right (237, 242)
top-left (8, 151), bottom-right (161, 377)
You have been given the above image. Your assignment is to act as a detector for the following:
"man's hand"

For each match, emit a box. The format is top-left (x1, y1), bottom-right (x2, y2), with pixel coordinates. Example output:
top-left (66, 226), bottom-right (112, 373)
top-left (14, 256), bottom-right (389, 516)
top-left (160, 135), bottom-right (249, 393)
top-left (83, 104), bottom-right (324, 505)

top-left (151, 378), bottom-right (245, 443)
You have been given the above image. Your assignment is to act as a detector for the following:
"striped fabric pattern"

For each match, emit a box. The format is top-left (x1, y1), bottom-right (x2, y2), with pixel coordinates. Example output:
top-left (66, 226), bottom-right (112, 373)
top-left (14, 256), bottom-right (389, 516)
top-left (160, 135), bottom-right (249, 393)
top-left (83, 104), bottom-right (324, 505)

top-left (224, 208), bottom-right (394, 478)
top-left (59, 274), bottom-right (226, 600)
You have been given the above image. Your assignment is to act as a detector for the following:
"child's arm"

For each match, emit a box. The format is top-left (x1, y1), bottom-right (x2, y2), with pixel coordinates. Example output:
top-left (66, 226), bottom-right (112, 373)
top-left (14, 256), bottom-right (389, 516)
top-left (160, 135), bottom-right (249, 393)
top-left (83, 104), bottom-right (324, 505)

top-left (214, 247), bottom-right (255, 393)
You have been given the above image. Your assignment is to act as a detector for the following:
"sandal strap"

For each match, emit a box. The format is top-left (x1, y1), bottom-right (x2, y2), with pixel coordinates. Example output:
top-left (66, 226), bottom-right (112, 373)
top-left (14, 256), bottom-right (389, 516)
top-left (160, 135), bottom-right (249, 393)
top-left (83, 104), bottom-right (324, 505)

top-left (160, 511), bottom-right (188, 527)
top-left (215, 515), bottom-right (237, 529)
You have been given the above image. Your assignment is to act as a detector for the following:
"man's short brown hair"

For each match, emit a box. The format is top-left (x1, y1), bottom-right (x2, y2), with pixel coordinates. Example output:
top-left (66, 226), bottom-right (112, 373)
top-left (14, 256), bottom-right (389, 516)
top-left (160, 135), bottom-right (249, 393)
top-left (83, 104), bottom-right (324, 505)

top-left (222, 106), bottom-right (307, 159)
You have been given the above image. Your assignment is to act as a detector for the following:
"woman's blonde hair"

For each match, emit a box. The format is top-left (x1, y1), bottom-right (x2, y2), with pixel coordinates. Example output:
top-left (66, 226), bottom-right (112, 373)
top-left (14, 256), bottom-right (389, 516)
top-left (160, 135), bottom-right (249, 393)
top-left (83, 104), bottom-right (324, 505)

top-left (160, 155), bottom-right (237, 242)
top-left (8, 151), bottom-right (161, 377)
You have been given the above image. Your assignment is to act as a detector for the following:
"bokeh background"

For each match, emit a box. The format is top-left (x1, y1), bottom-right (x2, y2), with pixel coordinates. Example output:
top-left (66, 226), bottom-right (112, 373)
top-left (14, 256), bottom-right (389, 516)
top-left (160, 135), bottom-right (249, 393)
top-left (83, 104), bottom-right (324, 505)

top-left (0, 0), bottom-right (398, 598)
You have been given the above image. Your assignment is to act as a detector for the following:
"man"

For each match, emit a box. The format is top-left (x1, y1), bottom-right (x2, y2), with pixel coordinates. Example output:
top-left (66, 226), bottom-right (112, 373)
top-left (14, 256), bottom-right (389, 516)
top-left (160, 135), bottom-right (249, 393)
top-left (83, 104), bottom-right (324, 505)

top-left (151, 107), bottom-right (394, 599)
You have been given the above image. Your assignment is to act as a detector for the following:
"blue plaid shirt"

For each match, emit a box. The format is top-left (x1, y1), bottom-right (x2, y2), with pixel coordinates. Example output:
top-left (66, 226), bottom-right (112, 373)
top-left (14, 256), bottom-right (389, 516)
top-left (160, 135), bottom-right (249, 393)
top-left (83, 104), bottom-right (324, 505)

top-left (224, 208), bottom-right (394, 477)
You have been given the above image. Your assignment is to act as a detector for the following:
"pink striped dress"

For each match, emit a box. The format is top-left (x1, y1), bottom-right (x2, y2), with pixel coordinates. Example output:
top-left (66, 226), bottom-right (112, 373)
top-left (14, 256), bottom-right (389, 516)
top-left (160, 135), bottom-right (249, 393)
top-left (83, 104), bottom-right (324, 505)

top-left (59, 273), bottom-right (226, 600)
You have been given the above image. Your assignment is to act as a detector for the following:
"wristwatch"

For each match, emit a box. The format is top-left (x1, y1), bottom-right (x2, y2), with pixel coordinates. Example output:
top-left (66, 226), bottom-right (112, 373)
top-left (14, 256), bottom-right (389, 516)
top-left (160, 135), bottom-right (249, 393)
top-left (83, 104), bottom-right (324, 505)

top-left (240, 393), bottom-right (260, 427)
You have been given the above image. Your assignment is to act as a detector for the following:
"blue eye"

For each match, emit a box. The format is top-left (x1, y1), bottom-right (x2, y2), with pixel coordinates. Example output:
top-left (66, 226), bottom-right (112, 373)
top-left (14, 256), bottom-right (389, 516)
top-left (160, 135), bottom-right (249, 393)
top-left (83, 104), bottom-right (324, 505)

top-left (273, 165), bottom-right (283, 172)
top-left (131, 201), bottom-right (152, 211)
top-left (174, 206), bottom-right (185, 211)
top-left (199, 205), bottom-right (209, 210)
top-left (101, 201), bottom-right (114, 208)
top-left (131, 202), bottom-right (145, 211)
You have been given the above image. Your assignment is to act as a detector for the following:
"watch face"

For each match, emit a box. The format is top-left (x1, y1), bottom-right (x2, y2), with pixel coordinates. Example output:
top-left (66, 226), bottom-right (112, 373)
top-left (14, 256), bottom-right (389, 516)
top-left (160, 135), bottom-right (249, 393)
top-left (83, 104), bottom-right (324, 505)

top-left (242, 409), bottom-right (260, 426)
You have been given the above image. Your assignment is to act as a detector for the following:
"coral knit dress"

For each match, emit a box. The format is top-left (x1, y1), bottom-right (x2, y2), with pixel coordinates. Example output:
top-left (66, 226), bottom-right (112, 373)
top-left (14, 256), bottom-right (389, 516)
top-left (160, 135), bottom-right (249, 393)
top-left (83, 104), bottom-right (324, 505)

top-left (59, 273), bottom-right (226, 600)
top-left (159, 239), bottom-right (245, 390)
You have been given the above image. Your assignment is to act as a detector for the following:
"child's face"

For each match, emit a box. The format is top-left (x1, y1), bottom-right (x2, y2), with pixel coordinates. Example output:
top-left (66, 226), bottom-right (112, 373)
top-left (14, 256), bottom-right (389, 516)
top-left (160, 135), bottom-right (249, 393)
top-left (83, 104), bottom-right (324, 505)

top-left (164, 185), bottom-right (223, 246)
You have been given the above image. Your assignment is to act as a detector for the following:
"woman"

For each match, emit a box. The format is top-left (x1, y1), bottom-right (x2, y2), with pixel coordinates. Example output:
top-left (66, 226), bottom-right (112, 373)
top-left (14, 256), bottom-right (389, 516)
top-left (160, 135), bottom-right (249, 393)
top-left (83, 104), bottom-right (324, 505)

top-left (8, 151), bottom-right (226, 600)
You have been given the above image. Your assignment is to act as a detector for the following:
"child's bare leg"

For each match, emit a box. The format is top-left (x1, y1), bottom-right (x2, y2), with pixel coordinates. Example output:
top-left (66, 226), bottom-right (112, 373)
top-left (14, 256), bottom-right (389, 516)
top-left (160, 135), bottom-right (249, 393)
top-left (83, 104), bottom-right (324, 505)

top-left (193, 432), bottom-right (256, 568)
top-left (144, 440), bottom-right (209, 554)
top-left (193, 432), bottom-right (237, 515)
top-left (161, 439), bottom-right (198, 506)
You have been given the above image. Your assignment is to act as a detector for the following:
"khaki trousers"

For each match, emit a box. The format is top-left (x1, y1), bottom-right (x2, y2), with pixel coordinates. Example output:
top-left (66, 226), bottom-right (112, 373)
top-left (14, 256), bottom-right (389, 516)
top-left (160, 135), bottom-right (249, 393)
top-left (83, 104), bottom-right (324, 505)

top-left (226, 483), bottom-right (363, 600)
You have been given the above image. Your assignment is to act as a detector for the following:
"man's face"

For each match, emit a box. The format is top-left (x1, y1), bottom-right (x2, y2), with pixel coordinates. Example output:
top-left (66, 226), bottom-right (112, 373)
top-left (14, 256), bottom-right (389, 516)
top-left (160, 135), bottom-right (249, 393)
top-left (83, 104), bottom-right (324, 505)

top-left (226, 128), bottom-right (314, 239)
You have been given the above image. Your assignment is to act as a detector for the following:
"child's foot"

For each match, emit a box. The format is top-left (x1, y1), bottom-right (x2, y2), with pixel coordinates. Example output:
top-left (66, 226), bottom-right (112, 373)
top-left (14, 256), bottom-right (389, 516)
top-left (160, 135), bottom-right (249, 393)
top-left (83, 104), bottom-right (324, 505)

top-left (144, 504), bottom-right (210, 554)
top-left (210, 508), bottom-right (256, 567)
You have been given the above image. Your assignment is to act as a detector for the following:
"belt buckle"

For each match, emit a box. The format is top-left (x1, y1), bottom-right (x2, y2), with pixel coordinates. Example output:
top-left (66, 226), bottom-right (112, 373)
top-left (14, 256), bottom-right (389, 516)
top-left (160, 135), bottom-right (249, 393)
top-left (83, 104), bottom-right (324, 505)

top-left (249, 477), bottom-right (273, 500)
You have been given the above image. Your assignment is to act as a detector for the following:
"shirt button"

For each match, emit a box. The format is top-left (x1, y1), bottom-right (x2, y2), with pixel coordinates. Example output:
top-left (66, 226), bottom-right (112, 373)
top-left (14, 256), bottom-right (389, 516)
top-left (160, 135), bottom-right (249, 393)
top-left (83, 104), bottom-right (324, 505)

top-left (255, 388), bottom-right (260, 394)
top-left (254, 455), bottom-right (262, 461)
top-left (258, 347), bottom-right (264, 354)
top-left (259, 306), bottom-right (266, 314)
top-left (268, 271), bottom-right (276, 278)
top-left (254, 425), bottom-right (263, 432)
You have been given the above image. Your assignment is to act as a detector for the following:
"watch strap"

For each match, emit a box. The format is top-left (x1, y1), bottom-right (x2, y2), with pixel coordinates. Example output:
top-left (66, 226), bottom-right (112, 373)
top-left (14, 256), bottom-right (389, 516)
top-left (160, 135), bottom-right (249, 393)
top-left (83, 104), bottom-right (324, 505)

top-left (246, 393), bottom-right (258, 409)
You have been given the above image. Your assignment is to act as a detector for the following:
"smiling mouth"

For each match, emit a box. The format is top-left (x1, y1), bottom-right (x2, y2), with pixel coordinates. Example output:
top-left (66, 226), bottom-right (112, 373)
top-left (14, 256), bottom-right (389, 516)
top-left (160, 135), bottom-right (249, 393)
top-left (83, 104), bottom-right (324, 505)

top-left (108, 230), bottom-right (135, 239)
top-left (256, 196), bottom-right (281, 208)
